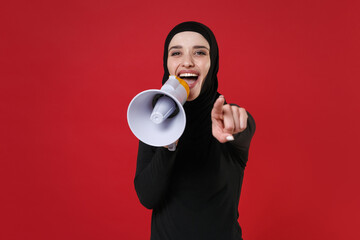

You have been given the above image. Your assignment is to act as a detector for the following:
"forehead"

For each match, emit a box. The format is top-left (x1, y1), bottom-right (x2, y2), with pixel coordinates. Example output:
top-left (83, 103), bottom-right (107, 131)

top-left (168, 31), bottom-right (210, 49)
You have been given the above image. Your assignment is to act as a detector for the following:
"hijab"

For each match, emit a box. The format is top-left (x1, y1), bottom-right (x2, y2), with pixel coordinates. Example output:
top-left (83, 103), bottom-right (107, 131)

top-left (162, 21), bottom-right (221, 160)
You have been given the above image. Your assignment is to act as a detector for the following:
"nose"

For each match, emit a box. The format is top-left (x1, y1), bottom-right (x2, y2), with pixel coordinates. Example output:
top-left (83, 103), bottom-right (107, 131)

top-left (182, 53), bottom-right (194, 68)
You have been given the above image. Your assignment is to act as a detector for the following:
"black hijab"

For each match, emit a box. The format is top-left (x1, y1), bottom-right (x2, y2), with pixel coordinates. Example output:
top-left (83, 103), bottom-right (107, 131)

top-left (162, 21), bottom-right (221, 155)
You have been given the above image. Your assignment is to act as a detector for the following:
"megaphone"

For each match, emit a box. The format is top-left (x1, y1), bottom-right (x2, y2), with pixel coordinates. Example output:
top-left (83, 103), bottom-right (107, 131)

top-left (127, 76), bottom-right (189, 151)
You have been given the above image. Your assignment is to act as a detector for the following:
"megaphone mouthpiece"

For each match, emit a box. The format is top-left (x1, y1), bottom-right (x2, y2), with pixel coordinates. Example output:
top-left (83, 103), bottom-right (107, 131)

top-left (150, 95), bottom-right (177, 124)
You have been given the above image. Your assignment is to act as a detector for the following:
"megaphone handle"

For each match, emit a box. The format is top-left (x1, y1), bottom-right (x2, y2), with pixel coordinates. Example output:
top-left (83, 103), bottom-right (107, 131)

top-left (168, 142), bottom-right (177, 151)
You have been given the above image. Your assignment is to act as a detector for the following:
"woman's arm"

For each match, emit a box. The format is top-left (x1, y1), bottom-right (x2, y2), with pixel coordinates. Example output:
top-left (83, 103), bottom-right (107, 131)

top-left (226, 112), bottom-right (256, 168)
top-left (211, 95), bottom-right (256, 167)
top-left (134, 141), bottom-right (177, 209)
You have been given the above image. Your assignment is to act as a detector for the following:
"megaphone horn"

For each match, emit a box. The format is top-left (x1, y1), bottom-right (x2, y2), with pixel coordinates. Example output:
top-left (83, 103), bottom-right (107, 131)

top-left (127, 76), bottom-right (189, 150)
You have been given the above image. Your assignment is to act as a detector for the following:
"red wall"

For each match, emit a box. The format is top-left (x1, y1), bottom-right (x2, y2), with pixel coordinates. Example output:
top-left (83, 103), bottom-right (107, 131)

top-left (1, 0), bottom-right (359, 239)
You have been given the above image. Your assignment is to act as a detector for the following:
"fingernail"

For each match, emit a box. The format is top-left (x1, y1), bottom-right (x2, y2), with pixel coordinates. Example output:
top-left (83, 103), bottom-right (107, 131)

top-left (226, 135), bottom-right (234, 141)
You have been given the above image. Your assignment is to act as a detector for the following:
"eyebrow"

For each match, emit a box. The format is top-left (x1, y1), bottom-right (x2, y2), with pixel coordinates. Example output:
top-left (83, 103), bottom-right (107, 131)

top-left (168, 45), bottom-right (182, 52)
top-left (168, 45), bottom-right (210, 52)
top-left (193, 45), bottom-right (209, 50)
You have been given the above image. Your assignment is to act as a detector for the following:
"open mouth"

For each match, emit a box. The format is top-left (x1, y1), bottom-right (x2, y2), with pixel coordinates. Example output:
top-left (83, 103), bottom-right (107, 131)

top-left (178, 73), bottom-right (199, 87)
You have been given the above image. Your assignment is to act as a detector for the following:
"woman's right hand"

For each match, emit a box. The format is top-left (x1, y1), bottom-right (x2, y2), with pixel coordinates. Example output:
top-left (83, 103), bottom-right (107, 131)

top-left (211, 95), bottom-right (248, 143)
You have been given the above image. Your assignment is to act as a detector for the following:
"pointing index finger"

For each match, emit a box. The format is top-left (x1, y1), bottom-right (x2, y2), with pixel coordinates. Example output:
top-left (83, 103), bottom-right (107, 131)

top-left (211, 95), bottom-right (225, 118)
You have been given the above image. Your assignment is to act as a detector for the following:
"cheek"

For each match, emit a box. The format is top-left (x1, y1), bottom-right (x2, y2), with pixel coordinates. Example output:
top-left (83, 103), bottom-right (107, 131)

top-left (167, 60), bottom-right (176, 75)
top-left (205, 64), bottom-right (210, 74)
top-left (200, 58), bottom-right (211, 75)
top-left (206, 59), bottom-right (210, 73)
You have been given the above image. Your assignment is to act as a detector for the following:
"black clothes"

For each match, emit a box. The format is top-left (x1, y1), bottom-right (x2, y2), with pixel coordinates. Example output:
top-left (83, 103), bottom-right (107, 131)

top-left (134, 114), bottom-right (255, 240)
top-left (134, 22), bottom-right (256, 239)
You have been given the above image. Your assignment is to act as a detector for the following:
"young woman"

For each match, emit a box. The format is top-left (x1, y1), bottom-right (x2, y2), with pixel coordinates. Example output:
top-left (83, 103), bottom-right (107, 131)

top-left (134, 21), bottom-right (256, 240)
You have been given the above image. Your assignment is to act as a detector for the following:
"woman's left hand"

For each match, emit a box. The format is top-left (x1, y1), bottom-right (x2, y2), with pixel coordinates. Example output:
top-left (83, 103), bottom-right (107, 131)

top-left (211, 95), bottom-right (248, 143)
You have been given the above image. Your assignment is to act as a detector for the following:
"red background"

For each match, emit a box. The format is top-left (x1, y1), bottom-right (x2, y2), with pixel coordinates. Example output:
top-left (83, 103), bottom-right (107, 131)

top-left (1, 0), bottom-right (359, 239)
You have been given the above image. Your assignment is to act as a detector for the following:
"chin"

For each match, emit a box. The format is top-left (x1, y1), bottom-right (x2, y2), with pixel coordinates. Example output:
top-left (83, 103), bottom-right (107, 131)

top-left (187, 88), bottom-right (201, 101)
top-left (187, 93), bottom-right (200, 101)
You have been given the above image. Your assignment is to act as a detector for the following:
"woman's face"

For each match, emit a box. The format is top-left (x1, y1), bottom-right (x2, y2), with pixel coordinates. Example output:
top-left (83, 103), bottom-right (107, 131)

top-left (167, 31), bottom-right (210, 101)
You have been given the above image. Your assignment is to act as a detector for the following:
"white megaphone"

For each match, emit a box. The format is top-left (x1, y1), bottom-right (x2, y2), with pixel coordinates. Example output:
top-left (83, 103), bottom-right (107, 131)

top-left (127, 75), bottom-right (189, 151)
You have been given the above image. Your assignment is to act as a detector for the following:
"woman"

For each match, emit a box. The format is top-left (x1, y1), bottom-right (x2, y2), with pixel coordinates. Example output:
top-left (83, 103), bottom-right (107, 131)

top-left (134, 21), bottom-right (255, 240)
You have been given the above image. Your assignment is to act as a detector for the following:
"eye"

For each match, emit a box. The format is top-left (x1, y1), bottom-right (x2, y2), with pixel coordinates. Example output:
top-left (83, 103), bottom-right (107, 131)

top-left (195, 51), bottom-right (207, 56)
top-left (170, 51), bottom-right (181, 56)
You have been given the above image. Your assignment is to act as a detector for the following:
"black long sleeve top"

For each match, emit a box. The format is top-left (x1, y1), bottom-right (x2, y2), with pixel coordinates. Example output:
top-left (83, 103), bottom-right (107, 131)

top-left (134, 113), bottom-right (255, 240)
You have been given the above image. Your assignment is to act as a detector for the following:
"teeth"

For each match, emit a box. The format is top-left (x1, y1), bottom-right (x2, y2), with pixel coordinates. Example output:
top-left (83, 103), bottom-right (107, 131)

top-left (179, 73), bottom-right (198, 78)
